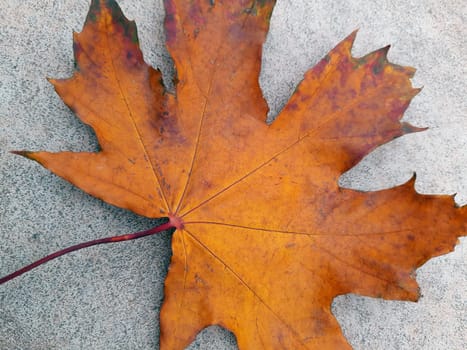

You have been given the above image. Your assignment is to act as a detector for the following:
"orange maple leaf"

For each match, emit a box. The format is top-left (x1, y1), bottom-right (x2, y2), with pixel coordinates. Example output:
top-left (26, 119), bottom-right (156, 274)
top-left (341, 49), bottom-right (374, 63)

top-left (3, 0), bottom-right (466, 349)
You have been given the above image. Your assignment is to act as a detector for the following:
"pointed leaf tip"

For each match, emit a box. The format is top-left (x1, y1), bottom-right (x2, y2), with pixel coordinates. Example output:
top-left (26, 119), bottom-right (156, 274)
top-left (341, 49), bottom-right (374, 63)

top-left (345, 29), bottom-right (359, 47)
top-left (10, 150), bottom-right (31, 157)
top-left (10, 151), bottom-right (44, 164)
top-left (86, 0), bottom-right (139, 45)
top-left (373, 45), bottom-right (391, 59)
top-left (401, 121), bottom-right (427, 135)
top-left (332, 29), bottom-right (359, 58)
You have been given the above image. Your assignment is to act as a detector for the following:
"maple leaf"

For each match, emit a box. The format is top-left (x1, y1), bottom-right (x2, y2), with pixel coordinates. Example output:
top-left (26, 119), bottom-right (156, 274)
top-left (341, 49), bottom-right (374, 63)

top-left (2, 0), bottom-right (466, 349)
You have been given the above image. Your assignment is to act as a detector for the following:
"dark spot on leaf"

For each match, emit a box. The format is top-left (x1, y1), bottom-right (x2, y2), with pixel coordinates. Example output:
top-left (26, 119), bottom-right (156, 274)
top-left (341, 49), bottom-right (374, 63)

top-left (202, 179), bottom-right (212, 189)
top-left (195, 273), bottom-right (206, 286)
top-left (286, 102), bottom-right (299, 111)
top-left (254, 0), bottom-right (274, 9)
top-left (164, 1), bottom-right (177, 45)
top-left (245, 0), bottom-right (275, 20)
top-left (314, 56), bottom-right (329, 76)
top-left (86, 0), bottom-right (101, 23)
top-left (189, 2), bottom-right (207, 27)
top-left (300, 94), bottom-right (310, 102)
top-left (401, 122), bottom-right (426, 135)
top-left (372, 62), bottom-right (383, 75)
top-left (73, 40), bottom-right (82, 70)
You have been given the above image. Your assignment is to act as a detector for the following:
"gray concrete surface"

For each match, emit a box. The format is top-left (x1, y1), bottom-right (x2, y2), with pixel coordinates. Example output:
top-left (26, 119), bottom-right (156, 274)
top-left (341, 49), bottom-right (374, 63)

top-left (0, 0), bottom-right (465, 349)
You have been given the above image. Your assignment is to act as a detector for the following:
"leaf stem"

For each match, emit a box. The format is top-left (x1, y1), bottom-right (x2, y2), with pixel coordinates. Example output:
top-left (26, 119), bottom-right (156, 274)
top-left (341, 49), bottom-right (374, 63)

top-left (0, 220), bottom-right (175, 285)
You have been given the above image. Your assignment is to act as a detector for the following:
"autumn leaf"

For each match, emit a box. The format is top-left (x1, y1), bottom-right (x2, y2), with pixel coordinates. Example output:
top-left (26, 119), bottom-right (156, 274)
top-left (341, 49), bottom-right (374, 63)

top-left (3, 0), bottom-right (466, 349)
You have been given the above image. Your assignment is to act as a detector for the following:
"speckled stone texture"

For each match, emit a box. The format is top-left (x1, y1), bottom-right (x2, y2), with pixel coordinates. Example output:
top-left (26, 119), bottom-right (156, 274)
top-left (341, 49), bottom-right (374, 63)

top-left (0, 1), bottom-right (465, 349)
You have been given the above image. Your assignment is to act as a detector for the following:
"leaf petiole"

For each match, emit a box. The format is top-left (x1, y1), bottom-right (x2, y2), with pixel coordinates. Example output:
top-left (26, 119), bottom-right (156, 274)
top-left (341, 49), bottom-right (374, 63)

top-left (0, 220), bottom-right (175, 285)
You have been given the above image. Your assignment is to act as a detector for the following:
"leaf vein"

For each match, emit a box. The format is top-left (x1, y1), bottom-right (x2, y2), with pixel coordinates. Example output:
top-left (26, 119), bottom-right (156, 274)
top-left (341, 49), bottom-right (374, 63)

top-left (103, 20), bottom-right (170, 212)
top-left (184, 228), bottom-right (309, 349)
top-left (185, 221), bottom-right (415, 237)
